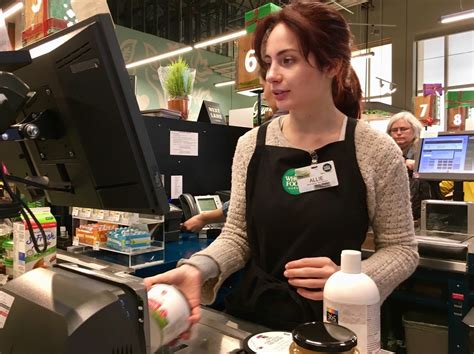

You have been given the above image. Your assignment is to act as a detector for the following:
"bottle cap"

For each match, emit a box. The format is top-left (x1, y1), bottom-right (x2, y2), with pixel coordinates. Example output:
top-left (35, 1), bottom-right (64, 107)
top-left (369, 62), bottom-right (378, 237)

top-left (60, 226), bottom-right (66, 231)
top-left (292, 322), bottom-right (357, 352)
top-left (341, 250), bottom-right (361, 274)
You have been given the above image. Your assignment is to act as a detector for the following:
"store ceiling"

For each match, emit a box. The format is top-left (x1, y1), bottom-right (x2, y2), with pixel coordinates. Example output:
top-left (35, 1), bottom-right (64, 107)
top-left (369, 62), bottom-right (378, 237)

top-left (106, 0), bottom-right (369, 78)
top-left (106, 0), bottom-right (368, 51)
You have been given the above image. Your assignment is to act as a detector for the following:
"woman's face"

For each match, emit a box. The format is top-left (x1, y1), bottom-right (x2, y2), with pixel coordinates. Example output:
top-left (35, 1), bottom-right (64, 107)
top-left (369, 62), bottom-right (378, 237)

top-left (389, 118), bottom-right (415, 151)
top-left (263, 23), bottom-right (334, 112)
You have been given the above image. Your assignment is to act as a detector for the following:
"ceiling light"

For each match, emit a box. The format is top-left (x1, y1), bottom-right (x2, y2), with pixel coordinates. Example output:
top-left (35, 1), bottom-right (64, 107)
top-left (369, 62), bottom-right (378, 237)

top-left (440, 9), bottom-right (474, 24)
top-left (214, 80), bottom-right (235, 88)
top-left (236, 87), bottom-right (263, 97)
top-left (126, 46), bottom-right (193, 69)
top-left (2, 2), bottom-right (23, 19)
top-left (376, 77), bottom-right (397, 94)
top-left (351, 51), bottom-right (375, 60)
top-left (29, 29), bottom-right (82, 59)
top-left (194, 30), bottom-right (246, 49)
top-left (326, 1), bottom-right (354, 14)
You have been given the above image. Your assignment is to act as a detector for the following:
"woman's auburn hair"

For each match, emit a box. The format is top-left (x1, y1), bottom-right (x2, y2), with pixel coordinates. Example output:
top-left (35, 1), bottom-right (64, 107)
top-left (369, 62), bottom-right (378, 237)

top-left (253, 0), bottom-right (362, 119)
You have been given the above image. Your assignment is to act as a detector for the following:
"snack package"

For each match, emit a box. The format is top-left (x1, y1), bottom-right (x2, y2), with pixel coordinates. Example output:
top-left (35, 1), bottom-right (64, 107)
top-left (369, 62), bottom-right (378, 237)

top-left (13, 207), bottom-right (57, 278)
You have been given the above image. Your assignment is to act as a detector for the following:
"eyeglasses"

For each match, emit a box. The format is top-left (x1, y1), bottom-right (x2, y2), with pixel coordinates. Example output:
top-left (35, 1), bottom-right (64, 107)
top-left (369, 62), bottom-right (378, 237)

top-left (389, 127), bottom-right (411, 134)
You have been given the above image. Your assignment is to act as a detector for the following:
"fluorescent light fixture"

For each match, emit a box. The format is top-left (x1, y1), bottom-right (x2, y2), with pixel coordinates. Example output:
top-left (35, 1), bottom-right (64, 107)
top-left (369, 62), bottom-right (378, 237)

top-left (440, 9), bottom-right (474, 24)
top-left (3, 2), bottom-right (23, 19)
top-left (327, 1), bottom-right (354, 14)
top-left (351, 51), bottom-right (375, 60)
top-left (194, 30), bottom-right (246, 49)
top-left (214, 80), bottom-right (235, 88)
top-left (126, 46), bottom-right (193, 69)
top-left (29, 27), bottom-right (85, 59)
top-left (236, 87), bottom-right (263, 97)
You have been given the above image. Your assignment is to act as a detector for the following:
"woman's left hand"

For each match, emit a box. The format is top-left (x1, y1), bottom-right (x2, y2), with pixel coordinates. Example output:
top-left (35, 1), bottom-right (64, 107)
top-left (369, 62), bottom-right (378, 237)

top-left (284, 257), bottom-right (339, 301)
top-left (405, 159), bottom-right (415, 171)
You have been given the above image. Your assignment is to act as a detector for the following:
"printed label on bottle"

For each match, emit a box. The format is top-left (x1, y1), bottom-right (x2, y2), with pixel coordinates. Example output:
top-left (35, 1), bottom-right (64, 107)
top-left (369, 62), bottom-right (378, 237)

top-left (324, 299), bottom-right (380, 354)
top-left (246, 331), bottom-right (292, 352)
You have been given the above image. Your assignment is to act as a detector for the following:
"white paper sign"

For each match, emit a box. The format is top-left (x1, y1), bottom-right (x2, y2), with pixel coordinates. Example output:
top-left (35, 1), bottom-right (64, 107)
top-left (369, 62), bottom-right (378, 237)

top-left (170, 131), bottom-right (198, 156)
top-left (171, 175), bottom-right (183, 199)
top-left (0, 291), bottom-right (15, 329)
top-left (420, 130), bottom-right (439, 139)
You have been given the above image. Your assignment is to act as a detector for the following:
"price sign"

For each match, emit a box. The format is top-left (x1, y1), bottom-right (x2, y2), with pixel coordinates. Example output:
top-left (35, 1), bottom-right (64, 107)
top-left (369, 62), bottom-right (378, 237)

top-left (72, 237), bottom-right (79, 246)
top-left (121, 212), bottom-right (132, 225)
top-left (81, 208), bottom-right (92, 218)
top-left (71, 207), bottom-right (79, 217)
top-left (93, 241), bottom-right (100, 251)
top-left (93, 209), bottom-right (105, 220)
top-left (108, 211), bottom-right (121, 222)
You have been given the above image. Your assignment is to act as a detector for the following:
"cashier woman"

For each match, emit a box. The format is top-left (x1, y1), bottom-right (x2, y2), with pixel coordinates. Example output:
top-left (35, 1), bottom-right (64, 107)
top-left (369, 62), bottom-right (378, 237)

top-left (145, 0), bottom-right (418, 331)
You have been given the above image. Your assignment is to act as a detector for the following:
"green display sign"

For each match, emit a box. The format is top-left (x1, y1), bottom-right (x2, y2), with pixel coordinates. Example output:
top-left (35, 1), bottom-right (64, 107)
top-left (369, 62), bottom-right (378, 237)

top-left (244, 3), bottom-right (281, 33)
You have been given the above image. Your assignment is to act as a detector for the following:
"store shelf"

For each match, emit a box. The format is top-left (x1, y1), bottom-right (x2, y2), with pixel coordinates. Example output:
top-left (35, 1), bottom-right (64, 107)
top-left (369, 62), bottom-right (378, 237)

top-left (70, 206), bottom-right (166, 270)
top-left (74, 241), bottom-right (164, 270)
top-left (75, 241), bottom-right (163, 255)
top-left (71, 207), bottom-right (163, 226)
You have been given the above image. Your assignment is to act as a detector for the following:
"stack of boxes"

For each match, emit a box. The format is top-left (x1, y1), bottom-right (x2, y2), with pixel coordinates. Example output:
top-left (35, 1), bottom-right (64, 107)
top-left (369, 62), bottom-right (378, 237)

top-left (75, 223), bottom-right (116, 247)
top-left (12, 208), bottom-right (57, 278)
top-left (22, 0), bottom-right (70, 46)
top-left (106, 227), bottom-right (151, 252)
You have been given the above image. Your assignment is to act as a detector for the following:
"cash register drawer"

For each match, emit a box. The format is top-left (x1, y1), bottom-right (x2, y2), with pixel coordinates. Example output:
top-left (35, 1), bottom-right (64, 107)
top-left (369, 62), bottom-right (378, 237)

top-left (421, 200), bottom-right (474, 235)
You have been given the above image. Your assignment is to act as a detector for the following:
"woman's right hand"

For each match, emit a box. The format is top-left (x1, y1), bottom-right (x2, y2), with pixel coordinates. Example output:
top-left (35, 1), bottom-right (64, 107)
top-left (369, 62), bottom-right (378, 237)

top-left (181, 214), bottom-right (207, 233)
top-left (144, 265), bottom-right (203, 334)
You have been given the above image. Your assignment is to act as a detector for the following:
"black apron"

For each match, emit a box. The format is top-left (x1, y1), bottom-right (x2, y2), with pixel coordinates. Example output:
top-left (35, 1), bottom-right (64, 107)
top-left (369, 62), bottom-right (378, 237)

top-left (225, 118), bottom-right (369, 330)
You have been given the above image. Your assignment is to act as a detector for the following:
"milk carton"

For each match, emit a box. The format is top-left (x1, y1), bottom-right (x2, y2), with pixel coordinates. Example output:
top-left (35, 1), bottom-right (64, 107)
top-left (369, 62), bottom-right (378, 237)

top-left (13, 207), bottom-right (57, 278)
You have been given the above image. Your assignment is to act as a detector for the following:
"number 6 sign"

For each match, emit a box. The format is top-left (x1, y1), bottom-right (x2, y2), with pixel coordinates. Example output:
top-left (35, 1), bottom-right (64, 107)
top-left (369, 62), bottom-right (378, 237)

top-left (236, 33), bottom-right (261, 92)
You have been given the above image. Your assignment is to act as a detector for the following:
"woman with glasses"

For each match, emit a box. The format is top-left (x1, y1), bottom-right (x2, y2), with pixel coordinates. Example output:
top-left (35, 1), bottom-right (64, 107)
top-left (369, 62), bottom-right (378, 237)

top-left (386, 112), bottom-right (438, 219)
top-left (386, 112), bottom-right (423, 172)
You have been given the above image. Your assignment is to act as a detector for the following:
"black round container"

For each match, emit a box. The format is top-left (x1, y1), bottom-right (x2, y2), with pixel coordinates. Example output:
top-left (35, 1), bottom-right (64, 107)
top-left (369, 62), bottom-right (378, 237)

top-left (291, 322), bottom-right (357, 352)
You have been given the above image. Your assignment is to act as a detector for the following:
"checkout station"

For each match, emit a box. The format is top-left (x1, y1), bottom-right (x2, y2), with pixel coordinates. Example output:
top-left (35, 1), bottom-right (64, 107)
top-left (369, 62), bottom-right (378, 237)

top-left (0, 11), bottom-right (474, 354)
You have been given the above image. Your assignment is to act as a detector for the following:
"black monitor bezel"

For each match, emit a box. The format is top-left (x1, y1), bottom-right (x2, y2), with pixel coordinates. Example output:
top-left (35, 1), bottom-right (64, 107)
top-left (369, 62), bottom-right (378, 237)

top-left (5, 14), bottom-right (169, 214)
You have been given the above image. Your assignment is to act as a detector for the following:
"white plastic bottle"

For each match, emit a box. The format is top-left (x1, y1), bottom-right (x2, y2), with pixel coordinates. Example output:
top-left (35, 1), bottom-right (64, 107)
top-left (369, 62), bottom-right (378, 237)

top-left (323, 250), bottom-right (380, 354)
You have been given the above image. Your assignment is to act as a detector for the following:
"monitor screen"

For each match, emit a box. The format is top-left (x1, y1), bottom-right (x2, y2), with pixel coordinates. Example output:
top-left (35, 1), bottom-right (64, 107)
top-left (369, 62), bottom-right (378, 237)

top-left (1, 14), bottom-right (169, 214)
top-left (414, 132), bottom-right (474, 181)
top-left (196, 197), bottom-right (217, 212)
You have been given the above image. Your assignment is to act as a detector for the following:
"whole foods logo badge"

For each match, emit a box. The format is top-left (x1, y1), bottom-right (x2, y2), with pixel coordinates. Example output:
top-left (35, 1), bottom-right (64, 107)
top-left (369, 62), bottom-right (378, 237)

top-left (282, 168), bottom-right (300, 195)
top-left (326, 307), bottom-right (338, 324)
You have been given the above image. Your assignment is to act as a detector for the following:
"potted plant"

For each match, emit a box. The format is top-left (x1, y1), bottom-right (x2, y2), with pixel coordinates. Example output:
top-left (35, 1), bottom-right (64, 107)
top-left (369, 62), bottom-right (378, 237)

top-left (158, 57), bottom-right (196, 119)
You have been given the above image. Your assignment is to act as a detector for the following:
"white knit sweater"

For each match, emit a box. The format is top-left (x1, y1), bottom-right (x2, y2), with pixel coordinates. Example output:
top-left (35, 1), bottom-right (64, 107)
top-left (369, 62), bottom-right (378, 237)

top-left (184, 117), bottom-right (419, 304)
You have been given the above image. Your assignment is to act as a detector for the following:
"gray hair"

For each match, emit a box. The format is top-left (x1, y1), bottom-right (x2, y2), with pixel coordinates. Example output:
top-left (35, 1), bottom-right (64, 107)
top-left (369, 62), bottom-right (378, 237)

top-left (386, 111), bottom-right (424, 147)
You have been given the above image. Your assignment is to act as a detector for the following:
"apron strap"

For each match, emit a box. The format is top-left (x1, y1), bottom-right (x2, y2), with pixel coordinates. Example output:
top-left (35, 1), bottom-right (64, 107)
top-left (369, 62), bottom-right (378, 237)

top-left (345, 117), bottom-right (357, 141)
top-left (256, 120), bottom-right (271, 147)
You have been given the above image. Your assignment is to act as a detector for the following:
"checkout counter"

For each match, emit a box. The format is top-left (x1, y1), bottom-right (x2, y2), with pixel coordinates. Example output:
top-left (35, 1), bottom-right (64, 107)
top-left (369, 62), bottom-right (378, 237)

top-left (362, 198), bottom-right (474, 354)
top-left (0, 251), bottom-right (267, 354)
top-left (1, 194), bottom-right (473, 353)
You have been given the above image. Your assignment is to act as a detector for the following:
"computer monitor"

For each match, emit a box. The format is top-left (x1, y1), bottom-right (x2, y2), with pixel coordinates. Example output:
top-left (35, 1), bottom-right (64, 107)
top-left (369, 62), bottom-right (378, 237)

top-left (414, 131), bottom-right (474, 181)
top-left (1, 14), bottom-right (169, 214)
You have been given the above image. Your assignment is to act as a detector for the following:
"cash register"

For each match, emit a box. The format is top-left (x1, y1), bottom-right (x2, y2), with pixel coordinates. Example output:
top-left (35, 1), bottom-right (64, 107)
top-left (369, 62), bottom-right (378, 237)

top-left (413, 131), bottom-right (474, 267)
top-left (0, 14), bottom-right (168, 353)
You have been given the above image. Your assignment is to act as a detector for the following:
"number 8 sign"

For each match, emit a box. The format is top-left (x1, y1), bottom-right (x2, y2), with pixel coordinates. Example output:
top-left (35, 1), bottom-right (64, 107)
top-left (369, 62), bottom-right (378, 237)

top-left (447, 107), bottom-right (467, 132)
